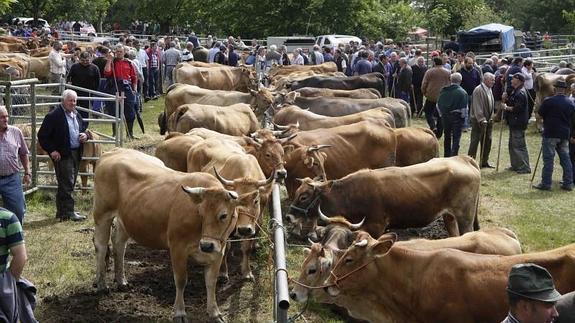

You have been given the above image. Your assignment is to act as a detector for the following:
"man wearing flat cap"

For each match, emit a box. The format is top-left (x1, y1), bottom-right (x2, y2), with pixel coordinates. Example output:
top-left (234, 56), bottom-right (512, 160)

top-left (503, 73), bottom-right (532, 174)
top-left (533, 78), bottom-right (575, 191)
top-left (501, 263), bottom-right (561, 323)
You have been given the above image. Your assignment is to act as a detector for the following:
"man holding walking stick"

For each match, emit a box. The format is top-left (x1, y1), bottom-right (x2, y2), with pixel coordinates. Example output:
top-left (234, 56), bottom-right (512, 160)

top-left (468, 72), bottom-right (496, 168)
top-left (533, 79), bottom-right (575, 191)
top-left (502, 73), bottom-right (531, 174)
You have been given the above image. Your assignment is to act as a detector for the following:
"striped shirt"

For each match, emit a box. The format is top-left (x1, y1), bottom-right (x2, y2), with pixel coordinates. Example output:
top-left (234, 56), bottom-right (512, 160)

top-left (0, 125), bottom-right (29, 176)
top-left (0, 208), bottom-right (24, 273)
top-left (64, 108), bottom-right (80, 149)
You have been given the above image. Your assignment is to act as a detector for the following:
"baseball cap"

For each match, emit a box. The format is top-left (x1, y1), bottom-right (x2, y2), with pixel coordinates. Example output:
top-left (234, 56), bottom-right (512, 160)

top-left (512, 73), bottom-right (525, 82)
top-left (553, 79), bottom-right (568, 88)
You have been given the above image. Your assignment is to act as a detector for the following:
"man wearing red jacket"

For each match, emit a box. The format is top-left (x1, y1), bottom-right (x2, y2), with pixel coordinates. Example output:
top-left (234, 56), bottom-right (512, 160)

top-left (103, 45), bottom-right (138, 139)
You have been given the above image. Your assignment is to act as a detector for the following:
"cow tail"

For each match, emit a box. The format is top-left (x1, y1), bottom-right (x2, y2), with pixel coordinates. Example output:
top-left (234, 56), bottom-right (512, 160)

top-left (168, 106), bottom-right (188, 132)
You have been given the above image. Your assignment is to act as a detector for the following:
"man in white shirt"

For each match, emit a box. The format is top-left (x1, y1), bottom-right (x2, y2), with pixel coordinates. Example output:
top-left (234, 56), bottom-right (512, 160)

top-left (311, 45), bottom-right (324, 65)
top-left (48, 41), bottom-right (69, 87)
top-left (522, 59), bottom-right (536, 118)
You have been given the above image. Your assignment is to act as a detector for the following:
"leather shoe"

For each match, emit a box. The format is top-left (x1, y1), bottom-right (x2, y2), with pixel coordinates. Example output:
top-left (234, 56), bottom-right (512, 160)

top-left (533, 183), bottom-right (551, 191)
top-left (481, 163), bottom-right (495, 169)
top-left (61, 212), bottom-right (87, 222)
top-left (560, 185), bottom-right (573, 191)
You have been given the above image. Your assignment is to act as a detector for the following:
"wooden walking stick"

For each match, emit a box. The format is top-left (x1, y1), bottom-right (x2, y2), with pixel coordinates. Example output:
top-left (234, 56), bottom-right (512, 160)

top-left (495, 111), bottom-right (505, 172)
top-left (530, 143), bottom-right (543, 188)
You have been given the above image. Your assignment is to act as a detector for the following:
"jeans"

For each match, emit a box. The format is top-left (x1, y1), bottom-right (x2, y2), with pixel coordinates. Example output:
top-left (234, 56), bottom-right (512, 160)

top-left (468, 119), bottom-right (493, 165)
top-left (540, 137), bottom-right (573, 188)
top-left (442, 112), bottom-right (464, 157)
top-left (147, 67), bottom-right (158, 98)
top-left (142, 67), bottom-right (148, 98)
top-left (398, 90), bottom-right (410, 106)
top-left (54, 150), bottom-right (80, 217)
top-left (508, 129), bottom-right (531, 173)
top-left (463, 96), bottom-right (471, 129)
top-left (0, 173), bottom-right (26, 224)
top-left (424, 100), bottom-right (443, 138)
top-left (571, 141), bottom-right (575, 183)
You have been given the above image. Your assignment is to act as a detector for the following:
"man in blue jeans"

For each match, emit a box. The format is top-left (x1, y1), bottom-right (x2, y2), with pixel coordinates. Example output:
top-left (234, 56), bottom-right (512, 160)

top-left (534, 79), bottom-right (575, 191)
top-left (438, 73), bottom-right (468, 157)
top-left (0, 106), bottom-right (30, 224)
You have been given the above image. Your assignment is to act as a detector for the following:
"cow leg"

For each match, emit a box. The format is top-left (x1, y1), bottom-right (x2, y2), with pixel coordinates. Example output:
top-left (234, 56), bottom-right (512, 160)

top-left (218, 242), bottom-right (230, 283)
top-left (112, 218), bottom-right (130, 289)
top-left (94, 214), bottom-right (114, 291)
top-left (205, 255), bottom-right (225, 322)
top-left (442, 212), bottom-right (461, 237)
top-left (240, 240), bottom-right (254, 280)
top-left (170, 243), bottom-right (189, 322)
top-left (79, 160), bottom-right (88, 193)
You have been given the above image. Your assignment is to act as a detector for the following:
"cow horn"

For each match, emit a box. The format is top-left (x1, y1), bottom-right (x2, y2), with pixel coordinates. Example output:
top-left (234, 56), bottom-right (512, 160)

top-left (257, 169), bottom-right (275, 186)
top-left (244, 135), bottom-right (262, 146)
top-left (227, 190), bottom-right (239, 200)
top-left (271, 130), bottom-right (285, 136)
top-left (308, 144), bottom-right (332, 152)
top-left (308, 237), bottom-right (316, 245)
top-left (213, 167), bottom-right (235, 187)
top-left (349, 217), bottom-right (365, 231)
top-left (279, 133), bottom-right (297, 144)
top-left (181, 186), bottom-right (205, 196)
top-left (355, 239), bottom-right (368, 247)
top-left (272, 122), bottom-right (290, 130)
top-left (317, 205), bottom-right (333, 224)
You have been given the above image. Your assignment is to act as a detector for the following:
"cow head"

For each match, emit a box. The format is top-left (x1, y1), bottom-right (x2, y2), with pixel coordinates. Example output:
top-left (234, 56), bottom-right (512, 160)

top-left (249, 88), bottom-right (276, 116)
top-left (290, 242), bottom-right (339, 303)
top-left (314, 205), bottom-right (365, 250)
top-left (286, 178), bottom-right (334, 237)
top-left (243, 134), bottom-right (296, 180)
top-left (213, 167), bottom-right (274, 237)
top-left (181, 186), bottom-right (254, 255)
top-left (273, 91), bottom-right (299, 108)
top-left (284, 144), bottom-right (331, 185)
top-left (325, 232), bottom-right (397, 297)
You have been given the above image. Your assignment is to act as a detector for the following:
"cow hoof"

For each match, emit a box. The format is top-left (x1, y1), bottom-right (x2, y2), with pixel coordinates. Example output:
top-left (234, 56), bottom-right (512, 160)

top-left (173, 315), bottom-right (188, 323)
top-left (217, 274), bottom-right (229, 285)
top-left (95, 286), bottom-right (110, 295)
top-left (242, 272), bottom-right (254, 281)
top-left (116, 283), bottom-right (130, 292)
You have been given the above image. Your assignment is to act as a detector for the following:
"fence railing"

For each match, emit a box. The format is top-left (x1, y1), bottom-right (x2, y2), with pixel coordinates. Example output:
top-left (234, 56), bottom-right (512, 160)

top-left (3, 78), bottom-right (124, 194)
top-left (271, 183), bottom-right (290, 322)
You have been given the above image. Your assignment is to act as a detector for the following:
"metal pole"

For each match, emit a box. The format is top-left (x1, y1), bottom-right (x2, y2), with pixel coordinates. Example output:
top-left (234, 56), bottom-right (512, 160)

top-left (5, 83), bottom-right (12, 119)
top-left (30, 83), bottom-right (38, 188)
top-left (271, 183), bottom-right (289, 323)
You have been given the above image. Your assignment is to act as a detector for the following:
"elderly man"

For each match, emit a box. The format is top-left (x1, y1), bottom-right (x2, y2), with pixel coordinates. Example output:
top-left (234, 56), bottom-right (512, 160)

top-left (468, 72), bottom-right (496, 168)
top-left (291, 48), bottom-right (304, 65)
top-left (396, 57), bottom-right (413, 103)
top-left (501, 263), bottom-right (561, 323)
top-left (38, 90), bottom-right (88, 222)
top-left (181, 42), bottom-right (194, 62)
top-left (411, 56), bottom-right (426, 114)
top-left (503, 74), bottom-right (531, 174)
top-left (438, 73), bottom-right (468, 157)
top-left (162, 41), bottom-right (181, 88)
top-left (310, 45), bottom-right (324, 65)
top-left (0, 106), bottom-right (30, 224)
top-left (48, 41), bottom-right (69, 93)
top-left (533, 79), bottom-right (575, 191)
top-left (422, 56), bottom-right (451, 137)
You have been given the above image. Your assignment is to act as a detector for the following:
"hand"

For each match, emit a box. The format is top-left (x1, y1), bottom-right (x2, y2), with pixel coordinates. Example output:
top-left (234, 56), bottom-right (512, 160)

top-left (107, 52), bottom-right (114, 60)
top-left (570, 137), bottom-right (575, 144)
top-left (502, 93), bottom-right (508, 101)
top-left (79, 133), bottom-right (88, 143)
top-left (50, 151), bottom-right (61, 162)
top-left (22, 173), bottom-right (31, 187)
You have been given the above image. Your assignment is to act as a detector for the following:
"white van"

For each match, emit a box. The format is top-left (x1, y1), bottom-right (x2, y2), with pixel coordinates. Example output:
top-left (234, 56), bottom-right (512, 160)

top-left (266, 36), bottom-right (316, 53)
top-left (315, 35), bottom-right (362, 49)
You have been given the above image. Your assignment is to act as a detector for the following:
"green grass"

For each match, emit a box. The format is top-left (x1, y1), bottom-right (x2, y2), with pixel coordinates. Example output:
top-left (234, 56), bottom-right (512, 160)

top-left (19, 103), bottom-right (575, 322)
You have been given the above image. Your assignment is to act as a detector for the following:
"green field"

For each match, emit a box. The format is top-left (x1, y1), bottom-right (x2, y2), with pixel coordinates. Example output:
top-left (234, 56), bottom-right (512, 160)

top-left (18, 97), bottom-right (575, 322)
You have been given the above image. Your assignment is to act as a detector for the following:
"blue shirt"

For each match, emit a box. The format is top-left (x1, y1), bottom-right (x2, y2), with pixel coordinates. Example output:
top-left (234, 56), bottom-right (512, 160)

top-left (539, 95), bottom-right (575, 140)
top-left (354, 59), bottom-right (372, 75)
top-left (63, 107), bottom-right (80, 149)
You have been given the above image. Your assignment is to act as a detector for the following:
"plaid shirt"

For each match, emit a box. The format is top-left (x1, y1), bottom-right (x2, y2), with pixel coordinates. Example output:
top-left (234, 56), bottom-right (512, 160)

top-left (0, 125), bottom-right (29, 176)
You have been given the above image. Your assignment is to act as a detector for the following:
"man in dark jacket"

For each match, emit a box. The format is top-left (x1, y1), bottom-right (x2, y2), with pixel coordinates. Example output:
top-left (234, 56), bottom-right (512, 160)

top-left (66, 51), bottom-right (100, 126)
top-left (503, 73), bottom-right (531, 174)
top-left (460, 57), bottom-right (482, 130)
top-left (438, 73), bottom-right (468, 157)
top-left (396, 57), bottom-right (413, 104)
top-left (411, 56), bottom-right (427, 114)
top-left (38, 90), bottom-right (88, 221)
top-left (533, 79), bottom-right (575, 191)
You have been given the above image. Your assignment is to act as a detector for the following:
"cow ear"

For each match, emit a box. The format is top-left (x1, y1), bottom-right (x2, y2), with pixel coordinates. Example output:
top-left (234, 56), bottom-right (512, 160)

top-left (315, 225), bottom-right (326, 240)
top-left (304, 156), bottom-right (314, 168)
top-left (182, 186), bottom-right (205, 203)
top-left (283, 144), bottom-right (295, 154)
top-left (370, 237), bottom-right (396, 258)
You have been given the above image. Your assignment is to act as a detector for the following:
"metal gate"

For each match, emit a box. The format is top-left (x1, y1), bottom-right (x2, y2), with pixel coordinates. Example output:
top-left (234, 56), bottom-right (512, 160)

top-left (2, 78), bottom-right (125, 194)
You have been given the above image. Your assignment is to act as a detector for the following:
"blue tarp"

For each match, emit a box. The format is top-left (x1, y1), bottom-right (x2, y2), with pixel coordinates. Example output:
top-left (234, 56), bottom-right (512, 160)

top-left (458, 23), bottom-right (515, 53)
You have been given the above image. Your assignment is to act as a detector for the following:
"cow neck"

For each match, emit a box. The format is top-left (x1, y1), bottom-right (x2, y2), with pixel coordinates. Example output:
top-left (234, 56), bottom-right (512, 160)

top-left (335, 245), bottom-right (424, 322)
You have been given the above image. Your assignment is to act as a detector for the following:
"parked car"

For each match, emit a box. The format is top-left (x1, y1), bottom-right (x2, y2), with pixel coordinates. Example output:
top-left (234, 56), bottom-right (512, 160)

top-left (266, 36), bottom-right (316, 53)
top-left (12, 17), bottom-right (50, 31)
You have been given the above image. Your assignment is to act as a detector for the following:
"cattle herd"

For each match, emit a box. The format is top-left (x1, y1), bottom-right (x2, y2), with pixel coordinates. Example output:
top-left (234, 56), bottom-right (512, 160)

top-left (0, 36), bottom-right (567, 321)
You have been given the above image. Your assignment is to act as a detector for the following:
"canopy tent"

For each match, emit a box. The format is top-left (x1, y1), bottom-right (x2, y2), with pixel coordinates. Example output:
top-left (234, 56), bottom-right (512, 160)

top-left (457, 23), bottom-right (515, 53)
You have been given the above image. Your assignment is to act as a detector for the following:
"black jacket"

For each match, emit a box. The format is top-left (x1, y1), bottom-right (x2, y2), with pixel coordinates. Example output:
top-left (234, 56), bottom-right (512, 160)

top-left (38, 105), bottom-right (87, 158)
top-left (505, 87), bottom-right (529, 130)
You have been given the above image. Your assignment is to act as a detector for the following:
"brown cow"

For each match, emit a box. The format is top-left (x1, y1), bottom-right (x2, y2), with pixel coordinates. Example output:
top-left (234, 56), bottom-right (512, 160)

top-left (0, 36), bottom-right (26, 45)
top-left (187, 137), bottom-right (274, 279)
top-left (268, 62), bottom-right (337, 80)
top-left (168, 103), bottom-right (258, 136)
top-left (294, 87), bottom-right (381, 99)
top-left (534, 73), bottom-right (575, 131)
top-left (290, 223), bottom-right (522, 304)
top-left (0, 42), bottom-right (29, 53)
top-left (273, 105), bottom-right (395, 130)
top-left (324, 233), bottom-right (575, 323)
top-left (282, 121), bottom-right (397, 197)
top-left (155, 133), bottom-right (204, 171)
top-left (93, 148), bottom-right (257, 322)
top-left (173, 63), bottom-right (255, 92)
top-left (393, 127), bottom-right (439, 166)
top-left (287, 156), bottom-right (480, 237)
top-left (275, 92), bottom-right (411, 127)
top-left (161, 83), bottom-right (275, 134)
